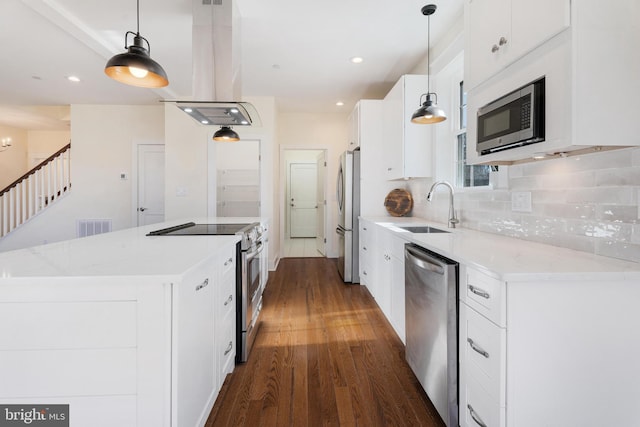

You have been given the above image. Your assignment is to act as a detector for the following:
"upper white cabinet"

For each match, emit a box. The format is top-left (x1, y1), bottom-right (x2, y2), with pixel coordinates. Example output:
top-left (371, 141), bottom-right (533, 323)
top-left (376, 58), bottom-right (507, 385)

top-left (466, 0), bottom-right (640, 164)
top-left (349, 100), bottom-right (383, 180)
top-left (351, 100), bottom-right (394, 216)
top-left (347, 102), bottom-right (360, 150)
top-left (382, 75), bottom-right (433, 180)
top-left (464, 0), bottom-right (570, 90)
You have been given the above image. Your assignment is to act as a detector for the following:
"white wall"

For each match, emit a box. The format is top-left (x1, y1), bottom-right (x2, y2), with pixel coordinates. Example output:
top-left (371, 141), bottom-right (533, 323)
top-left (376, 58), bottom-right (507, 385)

top-left (0, 125), bottom-right (28, 189)
top-left (277, 112), bottom-right (348, 258)
top-left (164, 103), bottom-right (210, 220)
top-left (27, 130), bottom-right (71, 167)
top-left (0, 105), bottom-right (165, 251)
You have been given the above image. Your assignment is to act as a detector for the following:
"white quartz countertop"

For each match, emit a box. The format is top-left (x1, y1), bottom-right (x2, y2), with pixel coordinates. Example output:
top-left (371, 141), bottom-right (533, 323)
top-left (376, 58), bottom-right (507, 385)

top-left (0, 218), bottom-right (258, 281)
top-left (362, 216), bottom-right (640, 281)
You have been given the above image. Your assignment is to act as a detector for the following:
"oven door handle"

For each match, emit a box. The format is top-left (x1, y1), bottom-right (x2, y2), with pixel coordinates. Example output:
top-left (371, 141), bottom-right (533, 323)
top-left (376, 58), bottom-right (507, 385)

top-left (246, 241), bottom-right (264, 262)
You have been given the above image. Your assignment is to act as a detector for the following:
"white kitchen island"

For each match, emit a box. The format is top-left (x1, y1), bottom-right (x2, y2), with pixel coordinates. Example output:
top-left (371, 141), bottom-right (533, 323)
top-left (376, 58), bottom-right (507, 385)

top-left (0, 219), bottom-right (249, 427)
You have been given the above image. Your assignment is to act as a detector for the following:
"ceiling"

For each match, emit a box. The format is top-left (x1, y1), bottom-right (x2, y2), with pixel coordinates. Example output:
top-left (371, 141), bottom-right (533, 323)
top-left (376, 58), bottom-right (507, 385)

top-left (0, 0), bottom-right (463, 130)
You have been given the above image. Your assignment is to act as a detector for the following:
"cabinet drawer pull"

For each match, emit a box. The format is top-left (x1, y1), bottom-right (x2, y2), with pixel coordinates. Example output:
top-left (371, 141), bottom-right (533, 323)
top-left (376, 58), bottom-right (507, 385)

top-left (224, 341), bottom-right (233, 356)
top-left (491, 44), bottom-right (499, 53)
top-left (467, 338), bottom-right (489, 358)
top-left (468, 285), bottom-right (490, 299)
top-left (467, 404), bottom-right (487, 427)
top-left (499, 36), bottom-right (508, 46)
top-left (224, 294), bottom-right (233, 306)
top-left (224, 257), bottom-right (233, 267)
top-left (195, 278), bottom-right (209, 291)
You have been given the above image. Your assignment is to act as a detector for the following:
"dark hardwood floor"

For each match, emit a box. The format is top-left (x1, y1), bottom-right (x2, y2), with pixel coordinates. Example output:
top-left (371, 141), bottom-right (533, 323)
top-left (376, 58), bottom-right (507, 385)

top-left (206, 257), bottom-right (445, 427)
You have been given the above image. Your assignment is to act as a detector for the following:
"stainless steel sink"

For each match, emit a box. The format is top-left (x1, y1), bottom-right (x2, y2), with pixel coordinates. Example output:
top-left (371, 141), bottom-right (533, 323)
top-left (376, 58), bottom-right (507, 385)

top-left (399, 226), bottom-right (449, 234)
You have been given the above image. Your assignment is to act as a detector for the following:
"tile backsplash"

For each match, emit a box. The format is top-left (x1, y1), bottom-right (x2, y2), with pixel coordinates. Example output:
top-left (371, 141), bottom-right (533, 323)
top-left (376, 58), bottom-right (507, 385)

top-left (406, 147), bottom-right (640, 263)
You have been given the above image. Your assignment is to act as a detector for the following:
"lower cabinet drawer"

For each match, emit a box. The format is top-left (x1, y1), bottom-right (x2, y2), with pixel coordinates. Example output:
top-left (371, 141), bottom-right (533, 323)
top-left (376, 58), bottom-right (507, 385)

top-left (462, 373), bottom-right (506, 427)
top-left (463, 265), bottom-right (506, 327)
top-left (218, 310), bottom-right (236, 378)
top-left (459, 302), bottom-right (506, 427)
top-left (359, 260), bottom-right (372, 285)
top-left (462, 304), bottom-right (506, 401)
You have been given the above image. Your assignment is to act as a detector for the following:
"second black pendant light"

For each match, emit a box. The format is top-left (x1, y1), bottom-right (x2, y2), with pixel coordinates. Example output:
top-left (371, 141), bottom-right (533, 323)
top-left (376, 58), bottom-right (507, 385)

top-left (213, 127), bottom-right (240, 142)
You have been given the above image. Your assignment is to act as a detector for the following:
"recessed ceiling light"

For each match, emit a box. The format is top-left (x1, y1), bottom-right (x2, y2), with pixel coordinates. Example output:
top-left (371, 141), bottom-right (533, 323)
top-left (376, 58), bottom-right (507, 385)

top-left (336, 101), bottom-right (344, 107)
top-left (184, 108), bottom-right (193, 113)
top-left (350, 56), bottom-right (364, 64)
top-left (66, 75), bottom-right (81, 83)
top-left (201, 120), bottom-right (209, 124)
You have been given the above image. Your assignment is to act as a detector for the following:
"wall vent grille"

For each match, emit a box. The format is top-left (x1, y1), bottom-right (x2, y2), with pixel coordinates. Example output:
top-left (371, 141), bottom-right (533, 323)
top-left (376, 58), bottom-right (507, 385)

top-left (77, 219), bottom-right (112, 238)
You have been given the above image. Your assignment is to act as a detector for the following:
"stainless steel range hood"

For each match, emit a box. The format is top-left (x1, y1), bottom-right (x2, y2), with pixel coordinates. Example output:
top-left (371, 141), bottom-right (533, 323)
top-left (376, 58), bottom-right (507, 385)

top-left (175, 101), bottom-right (261, 126)
top-left (171, 0), bottom-right (260, 127)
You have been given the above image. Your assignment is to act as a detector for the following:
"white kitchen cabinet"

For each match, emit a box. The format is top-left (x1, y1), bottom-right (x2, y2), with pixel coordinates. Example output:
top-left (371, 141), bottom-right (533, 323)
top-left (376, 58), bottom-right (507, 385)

top-left (215, 247), bottom-right (237, 387)
top-left (388, 233), bottom-right (406, 344)
top-left (467, 0), bottom-right (640, 164)
top-left (382, 75), bottom-right (433, 180)
top-left (361, 222), bottom-right (407, 343)
top-left (173, 261), bottom-right (217, 427)
top-left (459, 296), bottom-right (507, 427)
top-left (354, 100), bottom-right (396, 217)
top-left (352, 100), bottom-right (383, 179)
top-left (459, 264), bottom-right (640, 426)
top-left (372, 227), bottom-right (392, 318)
top-left (464, 0), bottom-right (570, 90)
top-left (358, 219), bottom-right (376, 297)
top-left (347, 102), bottom-right (360, 150)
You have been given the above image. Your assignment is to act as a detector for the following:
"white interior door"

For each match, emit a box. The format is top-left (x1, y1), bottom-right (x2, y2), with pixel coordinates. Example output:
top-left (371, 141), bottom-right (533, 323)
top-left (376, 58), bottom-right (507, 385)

top-left (315, 151), bottom-right (326, 255)
top-left (137, 144), bottom-right (165, 226)
top-left (289, 163), bottom-right (317, 238)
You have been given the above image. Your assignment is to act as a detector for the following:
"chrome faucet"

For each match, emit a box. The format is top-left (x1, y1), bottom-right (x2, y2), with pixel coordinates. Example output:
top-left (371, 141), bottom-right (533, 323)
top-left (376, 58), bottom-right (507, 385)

top-left (427, 181), bottom-right (459, 228)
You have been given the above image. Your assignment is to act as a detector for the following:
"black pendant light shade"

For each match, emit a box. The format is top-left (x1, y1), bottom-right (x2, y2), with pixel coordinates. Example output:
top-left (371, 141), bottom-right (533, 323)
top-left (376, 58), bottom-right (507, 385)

top-left (411, 93), bottom-right (447, 124)
top-left (104, 0), bottom-right (168, 88)
top-left (411, 4), bottom-right (447, 124)
top-left (213, 126), bottom-right (240, 142)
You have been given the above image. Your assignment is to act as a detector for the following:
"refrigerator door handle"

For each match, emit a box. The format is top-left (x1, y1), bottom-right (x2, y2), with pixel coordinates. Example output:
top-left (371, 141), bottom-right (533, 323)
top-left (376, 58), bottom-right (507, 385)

top-left (336, 165), bottom-right (344, 213)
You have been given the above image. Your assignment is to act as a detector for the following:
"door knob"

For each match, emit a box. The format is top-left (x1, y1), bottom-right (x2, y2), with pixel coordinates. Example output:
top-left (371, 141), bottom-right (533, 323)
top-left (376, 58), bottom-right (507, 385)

top-left (138, 207), bottom-right (147, 212)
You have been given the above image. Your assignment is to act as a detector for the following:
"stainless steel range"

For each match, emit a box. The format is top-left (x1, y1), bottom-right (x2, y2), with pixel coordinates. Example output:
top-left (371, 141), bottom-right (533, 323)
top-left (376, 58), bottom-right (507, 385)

top-left (147, 221), bottom-right (265, 363)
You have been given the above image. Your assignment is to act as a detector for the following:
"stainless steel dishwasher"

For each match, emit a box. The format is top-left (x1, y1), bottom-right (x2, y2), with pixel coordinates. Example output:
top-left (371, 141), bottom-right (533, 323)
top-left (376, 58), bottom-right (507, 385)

top-left (405, 243), bottom-right (458, 427)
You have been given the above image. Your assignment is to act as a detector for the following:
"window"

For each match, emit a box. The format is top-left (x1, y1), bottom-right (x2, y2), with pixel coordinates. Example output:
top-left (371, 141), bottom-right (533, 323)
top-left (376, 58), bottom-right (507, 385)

top-left (455, 80), bottom-right (492, 187)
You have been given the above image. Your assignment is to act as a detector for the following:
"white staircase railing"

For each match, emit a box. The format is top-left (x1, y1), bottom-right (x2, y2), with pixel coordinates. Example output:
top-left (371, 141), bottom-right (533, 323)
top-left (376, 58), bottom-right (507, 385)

top-left (0, 143), bottom-right (71, 238)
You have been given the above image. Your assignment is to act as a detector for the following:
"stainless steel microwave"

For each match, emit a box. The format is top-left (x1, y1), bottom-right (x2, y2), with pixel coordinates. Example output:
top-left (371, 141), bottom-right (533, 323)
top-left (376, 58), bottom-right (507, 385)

top-left (476, 77), bottom-right (545, 155)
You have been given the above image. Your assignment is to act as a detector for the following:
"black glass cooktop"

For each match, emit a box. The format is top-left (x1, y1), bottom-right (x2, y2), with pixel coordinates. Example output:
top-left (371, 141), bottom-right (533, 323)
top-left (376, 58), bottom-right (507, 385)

top-left (147, 222), bottom-right (251, 236)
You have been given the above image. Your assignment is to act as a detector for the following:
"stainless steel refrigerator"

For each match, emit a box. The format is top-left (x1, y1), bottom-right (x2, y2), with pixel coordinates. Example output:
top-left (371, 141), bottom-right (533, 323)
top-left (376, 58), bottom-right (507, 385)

top-left (336, 148), bottom-right (360, 283)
